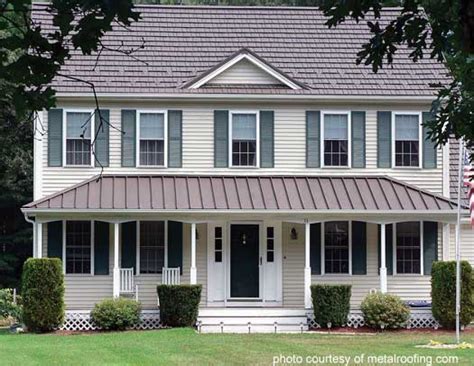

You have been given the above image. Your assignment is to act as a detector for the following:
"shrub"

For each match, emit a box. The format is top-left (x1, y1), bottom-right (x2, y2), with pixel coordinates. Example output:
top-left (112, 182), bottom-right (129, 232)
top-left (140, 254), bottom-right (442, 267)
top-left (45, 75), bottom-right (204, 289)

top-left (361, 292), bottom-right (410, 329)
top-left (311, 284), bottom-right (351, 328)
top-left (0, 289), bottom-right (22, 322)
top-left (157, 285), bottom-right (201, 327)
top-left (431, 261), bottom-right (474, 329)
top-left (21, 258), bottom-right (65, 332)
top-left (90, 298), bottom-right (141, 331)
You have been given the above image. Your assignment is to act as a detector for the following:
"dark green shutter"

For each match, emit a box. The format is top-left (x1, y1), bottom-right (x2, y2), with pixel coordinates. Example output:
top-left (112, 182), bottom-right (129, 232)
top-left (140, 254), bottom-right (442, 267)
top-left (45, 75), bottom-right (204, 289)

top-left (377, 111), bottom-right (392, 168)
top-left (121, 110), bottom-right (136, 167)
top-left (422, 112), bottom-right (437, 169)
top-left (121, 222), bottom-right (137, 274)
top-left (351, 111), bottom-right (366, 168)
top-left (95, 109), bottom-right (110, 167)
top-left (260, 111), bottom-right (274, 168)
top-left (310, 223), bottom-right (321, 275)
top-left (378, 224), bottom-right (393, 275)
top-left (167, 221), bottom-right (183, 274)
top-left (94, 221), bottom-right (109, 275)
top-left (352, 221), bottom-right (367, 275)
top-left (214, 110), bottom-right (229, 167)
top-left (48, 109), bottom-right (63, 167)
top-left (47, 221), bottom-right (63, 259)
top-left (168, 110), bottom-right (182, 168)
top-left (423, 221), bottom-right (438, 275)
top-left (306, 111), bottom-right (320, 168)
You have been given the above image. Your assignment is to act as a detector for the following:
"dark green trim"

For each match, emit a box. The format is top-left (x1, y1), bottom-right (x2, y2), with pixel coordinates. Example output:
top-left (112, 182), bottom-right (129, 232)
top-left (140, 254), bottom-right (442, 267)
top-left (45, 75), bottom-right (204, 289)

top-left (306, 111), bottom-right (320, 168)
top-left (121, 221), bottom-right (137, 274)
top-left (422, 112), bottom-right (437, 169)
top-left (94, 221), bottom-right (109, 275)
top-left (214, 110), bottom-right (229, 167)
top-left (260, 111), bottom-right (274, 168)
top-left (352, 221), bottom-right (367, 275)
top-left (121, 110), bottom-right (136, 167)
top-left (168, 110), bottom-right (183, 168)
top-left (351, 111), bottom-right (366, 168)
top-left (167, 221), bottom-right (183, 274)
top-left (423, 221), bottom-right (438, 275)
top-left (95, 109), bottom-right (110, 167)
top-left (48, 109), bottom-right (63, 167)
top-left (377, 111), bottom-right (392, 168)
top-left (310, 223), bottom-right (321, 275)
top-left (47, 221), bottom-right (63, 259)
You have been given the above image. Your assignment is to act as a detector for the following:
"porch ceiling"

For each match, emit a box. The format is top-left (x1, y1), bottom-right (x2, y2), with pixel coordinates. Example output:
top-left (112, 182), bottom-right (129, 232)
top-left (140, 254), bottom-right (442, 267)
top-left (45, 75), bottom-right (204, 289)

top-left (23, 174), bottom-right (458, 215)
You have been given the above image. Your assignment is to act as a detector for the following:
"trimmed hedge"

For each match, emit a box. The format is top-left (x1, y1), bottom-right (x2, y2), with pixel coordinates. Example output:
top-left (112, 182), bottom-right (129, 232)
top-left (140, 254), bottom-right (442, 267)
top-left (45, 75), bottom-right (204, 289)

top-left (311, 284), bottom-right (351, 328)
top-left (90, 298), bottom-right (141, 331)
top-left (361, 292), bottom-right (410, 329)
top-left (157, 285), bottom-right (201, 327)
top-left (21, 258), bottom-right (65, 332)
top-left (431, 261), bottom-right (474, 329)
top-left (0, 289), bottom-right (21, 322)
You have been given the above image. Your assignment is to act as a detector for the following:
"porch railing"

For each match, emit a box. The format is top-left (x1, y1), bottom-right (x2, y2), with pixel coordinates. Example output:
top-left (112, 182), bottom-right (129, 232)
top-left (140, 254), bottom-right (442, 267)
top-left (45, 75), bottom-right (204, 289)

top-left (120, 268), bottom-right (137, 300)
top-left (162, 267), bottom-right (180, 285)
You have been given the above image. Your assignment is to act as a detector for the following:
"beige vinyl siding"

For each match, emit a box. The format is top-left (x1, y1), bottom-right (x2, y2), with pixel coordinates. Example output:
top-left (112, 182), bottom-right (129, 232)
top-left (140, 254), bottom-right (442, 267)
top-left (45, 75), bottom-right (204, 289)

top-left (282, 223), bottom-right (304, 308)
top-left (208, 59), bottom-right (283, 85)
top-left (449, 224), bottom-right (474, 265)
top-left (43, 222), bottom-right (205, 310)
top-left (39, 102), bottom-right (443, 198)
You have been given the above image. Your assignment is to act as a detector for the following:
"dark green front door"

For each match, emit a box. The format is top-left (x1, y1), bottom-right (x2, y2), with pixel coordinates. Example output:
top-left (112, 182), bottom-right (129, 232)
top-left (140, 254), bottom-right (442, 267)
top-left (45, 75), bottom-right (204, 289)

top-left (230, 224), bottom-right (260, 298)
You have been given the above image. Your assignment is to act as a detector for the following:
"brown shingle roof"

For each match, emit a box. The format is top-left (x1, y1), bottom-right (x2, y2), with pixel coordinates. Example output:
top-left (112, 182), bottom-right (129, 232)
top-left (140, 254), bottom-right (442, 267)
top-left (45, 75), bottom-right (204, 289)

top-left (23, 175), bottom-right (457, 211)
top-left (31, 4), bottom-right (450, 97)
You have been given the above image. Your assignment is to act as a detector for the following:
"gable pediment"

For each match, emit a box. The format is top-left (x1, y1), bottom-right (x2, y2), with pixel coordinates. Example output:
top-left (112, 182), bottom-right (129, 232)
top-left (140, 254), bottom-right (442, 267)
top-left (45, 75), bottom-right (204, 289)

top-left (187, 49), bottom-right (302, 90)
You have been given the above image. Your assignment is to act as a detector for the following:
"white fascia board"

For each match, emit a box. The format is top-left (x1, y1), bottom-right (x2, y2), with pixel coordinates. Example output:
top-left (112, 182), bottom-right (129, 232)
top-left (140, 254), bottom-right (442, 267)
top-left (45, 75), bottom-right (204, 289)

top-left (188, 53), bottom-right (301, 90)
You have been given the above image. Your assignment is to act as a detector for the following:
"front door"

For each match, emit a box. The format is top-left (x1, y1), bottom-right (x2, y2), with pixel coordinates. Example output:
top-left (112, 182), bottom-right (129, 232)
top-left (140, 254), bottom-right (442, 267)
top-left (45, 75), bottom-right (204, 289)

top-left (230, 224), bottom-right (260, 298)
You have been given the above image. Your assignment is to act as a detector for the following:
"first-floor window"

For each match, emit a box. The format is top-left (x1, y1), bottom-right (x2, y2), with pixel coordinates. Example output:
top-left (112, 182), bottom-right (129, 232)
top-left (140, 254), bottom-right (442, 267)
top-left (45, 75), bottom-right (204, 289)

top-left (65, 221), bottom-right (92, 274)
top-left (139, 221), bottom-right (165, 273)
top-left (231, 113), bottom-right (257, 167)
top-left (323, 113), bottom-right (349, 167)
top-left (65, 111), bottom-right (93, 166)
top-left (324, 221), bottom-right (349, 274)
top-left (394, 114), bottom-right (420, 167)
top-left (396, 222), bottom-right (421, 274)
top-left (139, 112), bottom-right (166, 166)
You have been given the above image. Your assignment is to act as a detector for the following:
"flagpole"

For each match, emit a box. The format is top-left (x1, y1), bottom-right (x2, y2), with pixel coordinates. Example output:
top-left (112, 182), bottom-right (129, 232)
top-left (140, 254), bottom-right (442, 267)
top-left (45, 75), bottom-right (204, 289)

top-left (455, 140), bottom-right (463, 344)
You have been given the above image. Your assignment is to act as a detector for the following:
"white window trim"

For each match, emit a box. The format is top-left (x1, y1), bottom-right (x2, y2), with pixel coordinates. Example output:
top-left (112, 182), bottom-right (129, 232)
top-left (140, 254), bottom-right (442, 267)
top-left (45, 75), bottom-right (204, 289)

top-left (321, 221), bottom-right (352, 276)
top-left (320, 110), bottom-right (352, 168)
top-left (136, 110), bottom-right (168, 168)
top-left (229, 110), bottom-right (260, 168)
top-left (62, 109), bottom-right (95, 168)
top-left (393, 221), bottom-right (424, 276)
top-left (391, 111), bottom-right (423, 169)
top-left (62, 220), bottom-right (94, 276)
top-left (136, 220), bottom-right (168, 276)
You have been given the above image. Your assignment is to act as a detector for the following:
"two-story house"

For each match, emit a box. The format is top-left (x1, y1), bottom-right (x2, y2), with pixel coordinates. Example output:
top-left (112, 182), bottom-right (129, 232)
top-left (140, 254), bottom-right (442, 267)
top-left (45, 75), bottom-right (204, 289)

top-left (22, 4), bottom-right (472, 332)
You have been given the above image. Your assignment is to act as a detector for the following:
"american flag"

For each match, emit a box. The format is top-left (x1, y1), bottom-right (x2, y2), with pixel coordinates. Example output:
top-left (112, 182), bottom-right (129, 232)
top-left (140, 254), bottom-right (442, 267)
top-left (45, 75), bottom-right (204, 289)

top-left (462, 144), bottom-right (474, 225)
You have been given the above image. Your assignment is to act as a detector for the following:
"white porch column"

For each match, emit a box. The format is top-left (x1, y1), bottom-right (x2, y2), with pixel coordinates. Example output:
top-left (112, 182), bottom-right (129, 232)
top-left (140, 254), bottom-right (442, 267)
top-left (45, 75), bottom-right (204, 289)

top-left (113, 222), bottom-right (120, 298)
top-left (304, 220), bottom-right (312, 309)
top-left (36, 222), bottom-right (43, 258)
top-left (379, 223), bottom-right (388, 293)
top-left (190, 222), bottom-right (197, 285)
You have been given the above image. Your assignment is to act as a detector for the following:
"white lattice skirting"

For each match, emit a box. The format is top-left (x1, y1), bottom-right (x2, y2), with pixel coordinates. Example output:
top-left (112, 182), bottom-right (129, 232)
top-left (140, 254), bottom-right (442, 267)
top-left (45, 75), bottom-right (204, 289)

top-left (307, 309), bottom-right (440, 329)
top-left (60, 310), bottom-right (163, 331)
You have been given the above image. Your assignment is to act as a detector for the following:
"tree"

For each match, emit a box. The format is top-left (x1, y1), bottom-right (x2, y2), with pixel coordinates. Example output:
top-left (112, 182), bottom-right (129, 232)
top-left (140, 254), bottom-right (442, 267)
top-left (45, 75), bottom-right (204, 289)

top-left (320, 1), bottom-right (473, 156)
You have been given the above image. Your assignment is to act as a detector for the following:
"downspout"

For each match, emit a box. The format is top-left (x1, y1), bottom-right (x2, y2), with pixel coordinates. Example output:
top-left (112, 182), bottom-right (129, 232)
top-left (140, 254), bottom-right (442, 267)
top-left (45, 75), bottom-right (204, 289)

top-left (23, 212), bottom-right (36, 258)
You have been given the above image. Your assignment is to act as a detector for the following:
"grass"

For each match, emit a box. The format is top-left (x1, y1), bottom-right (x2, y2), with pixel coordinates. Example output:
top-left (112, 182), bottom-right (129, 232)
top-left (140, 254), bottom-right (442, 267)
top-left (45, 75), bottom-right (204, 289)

top-left (0, 328), bottom-right (473, 365)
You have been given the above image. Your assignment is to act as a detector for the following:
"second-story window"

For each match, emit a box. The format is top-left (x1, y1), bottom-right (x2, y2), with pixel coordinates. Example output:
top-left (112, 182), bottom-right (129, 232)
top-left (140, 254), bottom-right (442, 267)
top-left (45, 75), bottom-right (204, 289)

top-left (231, 112), bottom-right (258, 167)
top-left (394, 113), bottom-right (420, 167)
top-left (323, 113), bottom-right (350, 167)
top-left (65, 111), bottom-right (93, 166)
top-left (138, 112), bottom-right (166, 167)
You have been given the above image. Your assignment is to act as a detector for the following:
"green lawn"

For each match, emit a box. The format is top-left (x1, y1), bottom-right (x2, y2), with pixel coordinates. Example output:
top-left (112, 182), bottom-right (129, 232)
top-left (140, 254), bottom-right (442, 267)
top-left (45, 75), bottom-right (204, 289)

top-left (0, 328), bottom-right (473, 365)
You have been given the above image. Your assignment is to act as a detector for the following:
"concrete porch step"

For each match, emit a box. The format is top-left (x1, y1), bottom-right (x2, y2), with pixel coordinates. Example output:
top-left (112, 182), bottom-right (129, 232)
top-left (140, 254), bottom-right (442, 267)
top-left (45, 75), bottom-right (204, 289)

top-left (198, 323), bottom-right (308, 334)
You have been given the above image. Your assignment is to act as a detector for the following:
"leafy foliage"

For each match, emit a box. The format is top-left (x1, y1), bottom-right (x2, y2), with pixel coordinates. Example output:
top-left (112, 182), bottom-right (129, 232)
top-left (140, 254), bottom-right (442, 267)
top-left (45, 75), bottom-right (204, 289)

top-left (311, 284), bottom-right (351, 328)
top-left (361, 292), bottom-right (410, 329)
top-left (90, 298), bottom-right (141, 331)
top-left (431, 261), bottom-right (474, 329)
top-left (0, 288), bottom-right (21, 322)
top-left (157, 285), bottom-right (201, 327)
top-left (21, 258), bottom-right (64, 332)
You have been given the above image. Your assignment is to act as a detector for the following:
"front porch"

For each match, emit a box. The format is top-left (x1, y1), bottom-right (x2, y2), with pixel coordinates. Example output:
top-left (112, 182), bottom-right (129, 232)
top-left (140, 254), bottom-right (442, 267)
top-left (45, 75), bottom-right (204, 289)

top-left (23, 174), bottom-right (460, 331)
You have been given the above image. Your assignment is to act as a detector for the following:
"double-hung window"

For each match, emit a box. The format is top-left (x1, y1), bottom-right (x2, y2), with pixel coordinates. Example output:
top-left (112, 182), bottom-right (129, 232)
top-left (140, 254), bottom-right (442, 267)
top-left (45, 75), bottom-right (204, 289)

top-left (138, 112), bottom-right (166, 167)
top-left (65, 221), bottom-right (92, 274)
top-left (322, 113), bottom-right (350, 167)
top-left (231, 112), bottom-right (258, 167)
top-left (393, 113), bottom-right (421, 167)
top-left (65, 111), bottom-right (93, 166)
top-left (324, 221), bottom-right (350, 274)
top-left (139, 221), bottom-right (165, 274)
top-left (395, 222), bottom-right (421, 274)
